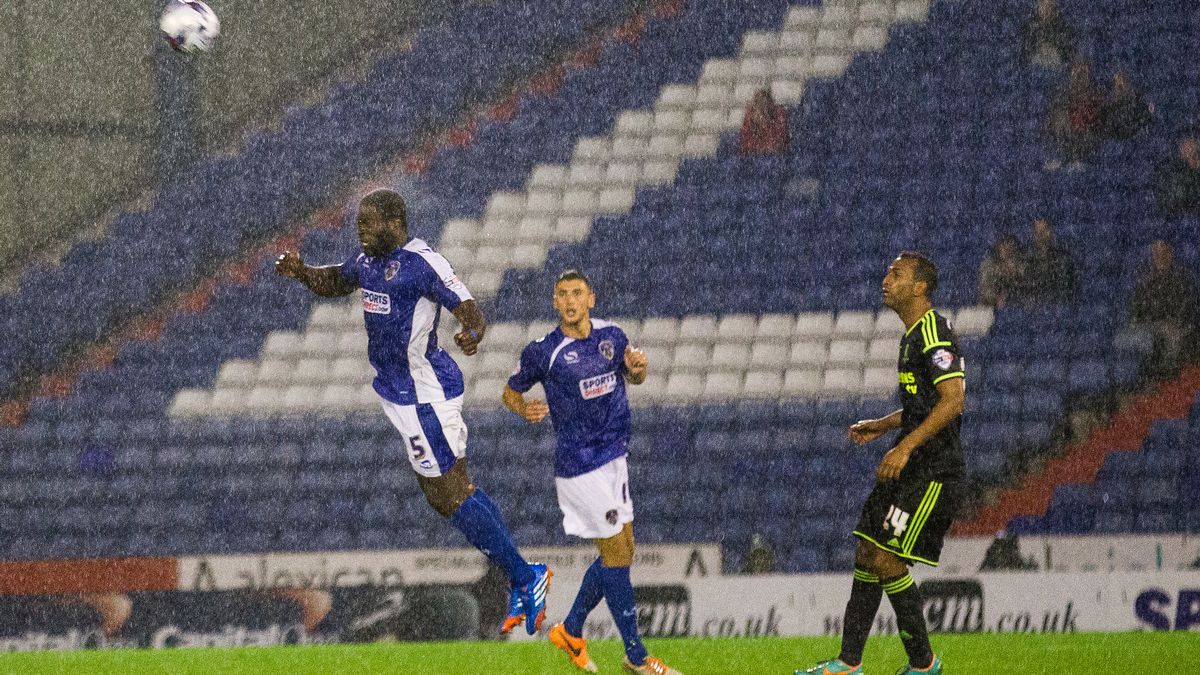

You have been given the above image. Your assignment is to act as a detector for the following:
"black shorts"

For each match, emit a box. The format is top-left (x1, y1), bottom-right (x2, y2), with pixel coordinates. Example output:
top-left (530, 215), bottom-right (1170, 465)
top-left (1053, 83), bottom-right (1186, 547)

top-left (852, 477), bottom-right (961, 567)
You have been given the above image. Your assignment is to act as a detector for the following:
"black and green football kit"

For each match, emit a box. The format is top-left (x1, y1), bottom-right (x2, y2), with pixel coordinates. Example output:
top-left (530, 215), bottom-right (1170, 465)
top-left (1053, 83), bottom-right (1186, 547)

top-left (853, 309), bottom-right (965, 566)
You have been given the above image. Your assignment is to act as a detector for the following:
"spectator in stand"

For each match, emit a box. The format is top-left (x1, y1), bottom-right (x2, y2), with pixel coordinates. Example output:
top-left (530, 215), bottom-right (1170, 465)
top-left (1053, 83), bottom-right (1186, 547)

top-left (1045, 56), bottom-right (1103, 170)
top-left (1025, 218), bottom-right (1079, 304)
top-left (738, 88), bottom-right (790, 156)
top-left (1102, 70), bottom-right (1154, 140)
top-left (978, 234), bottom-right (1028, 308)
top-left (1128, 240), bottom-right (1198, 377)
top-left (1153, 134), bottom-right (1200, 218)
top-left (1019, 0), bottom-right (1076, 67)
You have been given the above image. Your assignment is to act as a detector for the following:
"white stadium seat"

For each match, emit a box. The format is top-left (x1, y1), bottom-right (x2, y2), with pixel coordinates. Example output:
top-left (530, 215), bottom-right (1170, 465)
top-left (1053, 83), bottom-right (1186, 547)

top-left (605, 162), bottom-right (641, 186)
top-left (695, 83), bottom-right (732, 107)
top-left (560, 190), bottom-right (599, 216)
top-left (292, 358), bottom-right (331, 384)
top-left (309, 303), bottom-right (348, 329)
top-left (859, 3), bottom-right (893, 24)
top-left (484, 324), bottom-right (527, 351)
top-left (716, 314), bottom-right (757, 341)
top-left (478, 351), bottom-right (517, 377)
top-left (683, 134), bottom-right (719, 157)
top-left (653, 110), bottom-right (690, 134)
top-left (738, 58), bottom-right (774, 83)
top-left (853, 25), bottom-right (889, 51)
top-left (319, 384), bottom-right (361, 411)
top-left (486, 192), bottom-right (525, 218)
top-left (691, 108), bottom-right (727, 133)
top-left (554, 216), bottom-right (592, 241)
top-left (244, 386), bottom-right (285, 415)
top-left (469, 378), bottom-right (507, 407)
top-left (632, 374), bottom-right (667, 403)
top-left (863, 366), bottom-right (896, 393)
top-left (816, 28), bottom-right (852, 53)
top-left (616, 111), bottom-right (654, 136)
top-left (217, 360), bottom-right (257, 386)
top-left (678, 315), bottom-right (720, 343)
top-left (834, 310), bottom-right (876, 338)
top-left (785, 6), bottom-right (821, 28)
top-left (812, 54), bottom-right (851, 77)
top-left (510, 244), bottom-right (546, 269)
top-left (169, 389), bottom-right (210, 417)
top-left (782, 368), bottom-right (822, 396)
top-left (873, 310), bottom-right (905, 336)
top-left (954, 306), bottom-right (994, 336)
top-left (516, 217), bottom-right (554, 243)
top-left (640, 346), bottom-right (673, 372)
top-left (789, 340), bottom-right (829, 367)
top-left (264, 331), bottom-right (302, 358)
top-left (756, 314), bottom-right (795, 341)
top-left (282, 385), bottom-right (323, 411)
top-left (474, 245), bottom-right (513, 271)
top-left (647, 134), bottom-right (684, 160)
top-left (357, 383), bottom-right (381, 406)
top-left (895, 0), bottom-right (930, 23)
top-left (528, 164), bottom-right (567, 190)
top-left (743, 371), bottom-right (783, 398)
top-left (778, 30), bottom-right (816, 55)
top-left (300, 332), bottom-right (339, 357)
top-left (331, 356), bottom-right (373, 383)
top-left (525, 321), bottom-right (557, 343)
top-left (568, 163), bottom-right (605, 187)
top-left (665, 373), bottom-right (704, 400)
top-left (611, 137), bottom-right (647, 161)
top-left (597, 188), bottom-right (636, 214)
top-left (711, 343), bottom-right (751, 370)
top-left (336, 332), bottom-right (368, 357)
top-left (770, 80), bottom-right (805, 105)
top-left (256, 360), bottom-right (292, 385)
top-left (749, 343), bottom-right (789, 369)
top-left (827, 339), bottom-right (868, 364)
top-left (657, 85), bottom-right (697, 110)
top-left (703, 372), bottom-right (743, 400)
top-left (477, 217), bottom-right (520, 245)
top-left (672, 344), bottom-right (712, 373)
top-left (700, 59), bottom-right (739, 84)
top-left (867, 337), bottom-right (898, 365)
top-left (641, 161), bottom-right (678, 185)
top-left (821, 4), bottom-right (855, 27)
top-left (639, 318), bottom-right (679, 345)
top-left (524, 191), bottom-right (561, 217)
top-left (439, 218), bottom-right (481, 247)
top-left (823, 367), bottom-right (864, 393)
top-left (742, 31), bottom-right (778, 56)
top-left (210, 388), bottom-right (245, 414)
top-left (794, 312), bottom-right (834, 339)
top-left (574, 137), bottom-right (610, 162)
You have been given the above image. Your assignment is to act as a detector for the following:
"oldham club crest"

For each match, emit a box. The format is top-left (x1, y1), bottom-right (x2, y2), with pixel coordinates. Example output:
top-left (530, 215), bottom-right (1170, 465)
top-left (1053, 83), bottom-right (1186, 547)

top-left (598, 339), bottom-right (615, 361)
top-left (384, 260), bottom-right (402, 281)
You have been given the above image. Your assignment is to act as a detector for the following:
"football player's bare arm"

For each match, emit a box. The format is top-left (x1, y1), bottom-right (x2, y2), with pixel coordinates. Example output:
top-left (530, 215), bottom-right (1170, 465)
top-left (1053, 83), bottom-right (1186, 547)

top-left (451, 299), bottom-right (486, 356)
top-left (503, 385), bottom-right (549, 423)
top-left (274, 251), bottom-right (358, 297)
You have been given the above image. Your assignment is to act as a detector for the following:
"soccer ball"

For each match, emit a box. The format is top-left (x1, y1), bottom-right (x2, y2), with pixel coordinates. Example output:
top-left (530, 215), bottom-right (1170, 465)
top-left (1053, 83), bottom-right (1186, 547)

top-left (159, 1), bottom-right (221, 53)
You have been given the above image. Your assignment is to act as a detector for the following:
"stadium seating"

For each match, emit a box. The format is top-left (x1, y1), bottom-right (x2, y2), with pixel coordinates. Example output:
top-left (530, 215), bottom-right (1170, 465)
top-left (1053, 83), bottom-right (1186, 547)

top-left (2, 0), bottom-right (1199, 571)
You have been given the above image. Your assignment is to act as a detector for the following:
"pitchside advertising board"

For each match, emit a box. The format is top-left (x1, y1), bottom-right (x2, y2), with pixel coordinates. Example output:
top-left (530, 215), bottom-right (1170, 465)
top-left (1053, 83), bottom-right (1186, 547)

top-left (0, 542), bottom-right (1197, 652)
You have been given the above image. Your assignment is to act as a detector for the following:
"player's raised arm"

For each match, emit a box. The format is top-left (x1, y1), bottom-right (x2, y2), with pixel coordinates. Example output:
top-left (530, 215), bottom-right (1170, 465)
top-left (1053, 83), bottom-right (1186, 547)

top-left (451, 300), bottom-right (485, 356)
top-left (275, 251), bottom-right (359, 298)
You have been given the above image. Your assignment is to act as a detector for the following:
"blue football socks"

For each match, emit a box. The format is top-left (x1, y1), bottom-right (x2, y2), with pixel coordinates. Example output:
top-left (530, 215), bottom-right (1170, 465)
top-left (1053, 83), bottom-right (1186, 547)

top-left (450, 488), bottom-right (535, 588)
top-left (564, 557), bottom-right (605, 637)
top-left (599, 564), bottom-right (648, 665)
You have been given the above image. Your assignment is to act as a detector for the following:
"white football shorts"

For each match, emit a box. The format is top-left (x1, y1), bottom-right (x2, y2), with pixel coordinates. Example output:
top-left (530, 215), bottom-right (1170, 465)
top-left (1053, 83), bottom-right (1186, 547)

top-left (555, 455), bottom-right (634, 540)
top-left (378, 395), bottom-right (468, 478)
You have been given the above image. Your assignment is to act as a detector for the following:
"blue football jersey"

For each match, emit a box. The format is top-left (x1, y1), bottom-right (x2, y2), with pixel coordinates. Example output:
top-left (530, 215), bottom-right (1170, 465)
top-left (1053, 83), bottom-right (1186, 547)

top-left (339, 238), bottom-right (472, 405)
top-left (508, 319), bottom-right (631, 478)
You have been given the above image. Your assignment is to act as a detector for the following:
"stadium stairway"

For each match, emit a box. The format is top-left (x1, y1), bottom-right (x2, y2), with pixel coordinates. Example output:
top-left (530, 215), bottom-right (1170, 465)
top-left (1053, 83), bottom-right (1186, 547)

top-left (956, 363), bottom-right (1200, 535)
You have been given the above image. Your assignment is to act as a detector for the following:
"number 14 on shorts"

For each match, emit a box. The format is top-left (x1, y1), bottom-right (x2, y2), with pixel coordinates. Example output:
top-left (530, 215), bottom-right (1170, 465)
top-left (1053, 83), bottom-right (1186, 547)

top-left (883, 504), bottom-right (911, 537)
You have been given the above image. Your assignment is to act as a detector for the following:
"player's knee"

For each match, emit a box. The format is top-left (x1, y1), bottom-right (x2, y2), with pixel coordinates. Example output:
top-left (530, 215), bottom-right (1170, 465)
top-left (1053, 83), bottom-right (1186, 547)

top-left (854, 542), bottom-right (878, 572)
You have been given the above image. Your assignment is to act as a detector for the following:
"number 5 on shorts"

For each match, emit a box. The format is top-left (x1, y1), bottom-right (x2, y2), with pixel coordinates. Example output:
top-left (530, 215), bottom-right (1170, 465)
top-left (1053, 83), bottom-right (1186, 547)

top-left (407, 434), bottom-right (427, 460)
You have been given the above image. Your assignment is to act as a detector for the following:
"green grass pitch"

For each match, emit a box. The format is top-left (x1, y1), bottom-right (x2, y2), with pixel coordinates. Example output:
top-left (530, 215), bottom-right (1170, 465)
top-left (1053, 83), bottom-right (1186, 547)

top-left (0, 632), bottom-right (1185, 674)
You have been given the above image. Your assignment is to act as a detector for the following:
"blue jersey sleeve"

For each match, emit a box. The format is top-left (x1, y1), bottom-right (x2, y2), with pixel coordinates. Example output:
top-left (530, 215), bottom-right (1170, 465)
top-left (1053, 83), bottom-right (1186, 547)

top-left (507, 341), bottom-right (547, 393)
top-left (413, 247), bottom-right (473, 310)
top-left (339, 251), bottom-right (362, 285)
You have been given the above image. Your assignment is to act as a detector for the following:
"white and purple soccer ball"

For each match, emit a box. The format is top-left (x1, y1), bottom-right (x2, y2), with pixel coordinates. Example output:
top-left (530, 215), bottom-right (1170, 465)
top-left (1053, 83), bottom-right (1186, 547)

top-left (159, 1), bottom-right (221, 53)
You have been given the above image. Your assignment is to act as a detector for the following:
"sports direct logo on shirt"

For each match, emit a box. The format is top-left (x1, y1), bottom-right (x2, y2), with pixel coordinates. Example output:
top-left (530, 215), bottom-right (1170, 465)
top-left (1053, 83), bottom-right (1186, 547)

top-left (579, 371), bottom-right (617, 400)
top-left (362, 290), bottom-right (391, 314)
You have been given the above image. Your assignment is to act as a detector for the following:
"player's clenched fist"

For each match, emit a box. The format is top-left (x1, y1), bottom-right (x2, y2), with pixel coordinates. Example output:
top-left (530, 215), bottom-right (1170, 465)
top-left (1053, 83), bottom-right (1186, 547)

top-left (623, 346), bottom-right (647, 377)
top-left (518, 399), bottom-right (550, 424)
top-left (275, 251), bottom-right (305, 278)
top-left (454, 329), bottom-right (482, 356)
